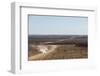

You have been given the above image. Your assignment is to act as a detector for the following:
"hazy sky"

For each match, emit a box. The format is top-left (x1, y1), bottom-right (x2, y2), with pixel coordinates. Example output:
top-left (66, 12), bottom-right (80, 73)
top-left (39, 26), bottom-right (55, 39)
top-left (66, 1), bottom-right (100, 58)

top-left (28, 15), bottom-right (88, 35)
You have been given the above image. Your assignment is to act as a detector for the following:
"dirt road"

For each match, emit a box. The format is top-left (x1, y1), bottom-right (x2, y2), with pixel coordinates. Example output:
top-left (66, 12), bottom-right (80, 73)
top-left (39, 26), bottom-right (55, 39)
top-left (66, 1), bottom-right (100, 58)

top-left (28, 45), bottom-right (57, 60)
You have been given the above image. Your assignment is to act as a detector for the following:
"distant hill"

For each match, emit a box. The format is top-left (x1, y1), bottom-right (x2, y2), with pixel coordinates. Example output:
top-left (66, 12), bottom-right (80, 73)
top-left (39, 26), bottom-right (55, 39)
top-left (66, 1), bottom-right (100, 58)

top-left (28, 35), bottom-right (88, 47)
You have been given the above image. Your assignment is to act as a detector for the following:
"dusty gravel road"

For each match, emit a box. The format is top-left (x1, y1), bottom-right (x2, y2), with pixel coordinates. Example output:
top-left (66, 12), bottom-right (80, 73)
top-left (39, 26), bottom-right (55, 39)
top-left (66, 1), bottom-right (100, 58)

top-left (28, 45), bottom-right (57, 60)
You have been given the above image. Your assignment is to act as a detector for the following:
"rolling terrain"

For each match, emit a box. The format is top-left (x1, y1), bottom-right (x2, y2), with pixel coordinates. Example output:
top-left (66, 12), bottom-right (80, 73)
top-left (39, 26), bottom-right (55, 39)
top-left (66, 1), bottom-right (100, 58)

top-left (28, 35), bottom-right (88, 61)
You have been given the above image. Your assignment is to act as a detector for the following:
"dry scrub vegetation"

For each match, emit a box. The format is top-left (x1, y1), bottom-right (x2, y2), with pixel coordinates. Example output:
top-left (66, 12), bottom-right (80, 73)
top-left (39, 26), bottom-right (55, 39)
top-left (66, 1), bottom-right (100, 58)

top-left (28, 44), bottom-right (87, 61)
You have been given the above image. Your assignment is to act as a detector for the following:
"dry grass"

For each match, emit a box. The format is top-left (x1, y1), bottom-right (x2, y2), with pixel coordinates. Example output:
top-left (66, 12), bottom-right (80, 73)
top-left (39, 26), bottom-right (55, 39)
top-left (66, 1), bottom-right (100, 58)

top-left (28, 44), bottom-right (88, 61)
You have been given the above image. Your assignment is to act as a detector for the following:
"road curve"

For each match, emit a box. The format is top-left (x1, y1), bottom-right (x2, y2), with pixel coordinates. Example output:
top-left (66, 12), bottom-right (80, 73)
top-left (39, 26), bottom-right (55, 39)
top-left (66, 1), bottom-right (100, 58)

top-left (28, 45), bottom-right (57, 60)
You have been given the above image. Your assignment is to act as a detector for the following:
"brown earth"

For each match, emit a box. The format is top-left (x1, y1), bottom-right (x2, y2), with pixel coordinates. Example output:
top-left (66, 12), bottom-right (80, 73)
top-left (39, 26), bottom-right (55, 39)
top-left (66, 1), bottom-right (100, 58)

top-left (28, 44), bottom-right (88, 61)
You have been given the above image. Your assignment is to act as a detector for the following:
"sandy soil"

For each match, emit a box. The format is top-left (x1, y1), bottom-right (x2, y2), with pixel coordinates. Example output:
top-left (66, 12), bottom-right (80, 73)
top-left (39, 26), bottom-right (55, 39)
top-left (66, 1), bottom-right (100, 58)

top-left (28, 44), bottom-right (88, 61)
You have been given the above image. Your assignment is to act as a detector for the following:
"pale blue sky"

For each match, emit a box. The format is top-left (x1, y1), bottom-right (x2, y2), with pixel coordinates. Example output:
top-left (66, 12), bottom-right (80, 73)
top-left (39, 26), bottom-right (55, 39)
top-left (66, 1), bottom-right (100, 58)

top-left (28, 15), bottom-right (88, 35)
